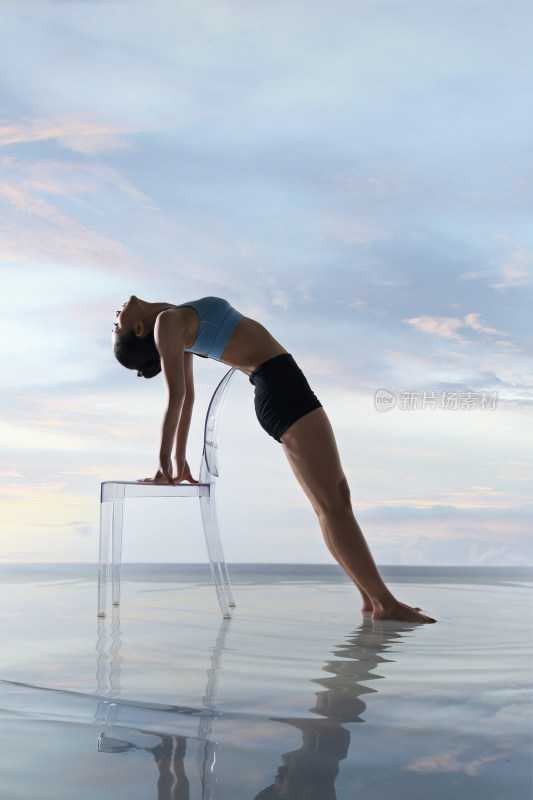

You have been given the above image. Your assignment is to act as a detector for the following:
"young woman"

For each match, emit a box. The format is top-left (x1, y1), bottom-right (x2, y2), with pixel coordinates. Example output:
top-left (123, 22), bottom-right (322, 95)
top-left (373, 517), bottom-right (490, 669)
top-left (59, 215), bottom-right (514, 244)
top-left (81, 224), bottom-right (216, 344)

top-left (113, 295), bottom-right (436, 623)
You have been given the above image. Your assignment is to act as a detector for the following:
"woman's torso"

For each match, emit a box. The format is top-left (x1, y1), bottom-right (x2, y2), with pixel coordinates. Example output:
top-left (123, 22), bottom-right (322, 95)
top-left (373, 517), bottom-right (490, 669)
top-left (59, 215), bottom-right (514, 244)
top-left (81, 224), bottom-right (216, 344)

top-left (168, 299), bottom-right (287, 375)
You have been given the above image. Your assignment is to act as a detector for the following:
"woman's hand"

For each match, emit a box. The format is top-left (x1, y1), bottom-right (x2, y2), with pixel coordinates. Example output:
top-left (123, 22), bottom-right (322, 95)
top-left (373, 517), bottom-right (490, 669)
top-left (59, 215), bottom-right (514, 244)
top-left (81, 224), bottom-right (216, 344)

top-left (136, 459), bottom-right (198, 485)
top-left (159, 455), bottom-right (175, 485)
top-left (137, 453), bottom-right (175, 484)
top-left (137, 469), bottom-right (171, 484)
top-left (175, 458), bottom-right (198, 484)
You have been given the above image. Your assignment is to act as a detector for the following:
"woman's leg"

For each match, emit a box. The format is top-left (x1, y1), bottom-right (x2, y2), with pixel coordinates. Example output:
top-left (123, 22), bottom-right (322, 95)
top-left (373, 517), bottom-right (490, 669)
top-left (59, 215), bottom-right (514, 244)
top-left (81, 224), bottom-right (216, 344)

top-left (284, 455), bottom-right (373, 611)
top-left (280, 407), bottom-right (435, 623)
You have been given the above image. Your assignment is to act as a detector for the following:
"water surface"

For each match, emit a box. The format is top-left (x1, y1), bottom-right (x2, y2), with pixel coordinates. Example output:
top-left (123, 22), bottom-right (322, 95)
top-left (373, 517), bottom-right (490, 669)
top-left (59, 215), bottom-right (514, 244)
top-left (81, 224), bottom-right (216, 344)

top-left (0, 565), bottom-right (531, 799)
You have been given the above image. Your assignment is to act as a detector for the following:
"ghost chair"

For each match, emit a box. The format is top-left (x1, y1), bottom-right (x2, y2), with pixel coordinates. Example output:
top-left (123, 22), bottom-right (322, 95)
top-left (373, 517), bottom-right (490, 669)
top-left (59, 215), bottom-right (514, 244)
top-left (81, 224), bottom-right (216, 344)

top-left (97, 367), bottom-right (237, 620)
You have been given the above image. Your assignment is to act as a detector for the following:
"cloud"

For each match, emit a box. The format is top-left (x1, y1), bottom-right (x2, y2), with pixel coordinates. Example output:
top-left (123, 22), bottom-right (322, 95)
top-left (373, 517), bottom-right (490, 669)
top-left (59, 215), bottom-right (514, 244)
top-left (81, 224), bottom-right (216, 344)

top-left (0, 157), bottom-right (146, 269)
top-left (273, 290), bottom-right (290, 311)
top-left (468, 543), bottom-right (528, 567)
top-left (297, 355), bottom-right (342, 376)
top-left (19, 158), bottom-right (154, 207)
top-left (0, 178), bottom-right (68, 224)
top-left (463, 313), bottom-right (503, 336)
top-left (401, 536), bottom-right (431, 565)
top-left (0, 117), bottom-right (137, 154)
top-left (490, 236), bottom-right (532, 290)
top-left (405, 745), bottom-right (510, 777)
top-left (0, 199), bottom-right (141, 270)
top-left (403, 313), bottom-right (508, 343)
top-left (0, 421), bottom-right (102, 453)
top-left (358, 504), bottom-right (533, 566)
top-left (403, 315), bottom-right (464, 340)
top-left (457, 269), bottom-right (494, 281)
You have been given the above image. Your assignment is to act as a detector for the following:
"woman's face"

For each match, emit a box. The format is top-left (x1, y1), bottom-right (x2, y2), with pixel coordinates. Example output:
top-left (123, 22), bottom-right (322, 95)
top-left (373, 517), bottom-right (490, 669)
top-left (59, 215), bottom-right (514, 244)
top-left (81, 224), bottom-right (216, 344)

top-left (113, 295), bottom-right (142, 338)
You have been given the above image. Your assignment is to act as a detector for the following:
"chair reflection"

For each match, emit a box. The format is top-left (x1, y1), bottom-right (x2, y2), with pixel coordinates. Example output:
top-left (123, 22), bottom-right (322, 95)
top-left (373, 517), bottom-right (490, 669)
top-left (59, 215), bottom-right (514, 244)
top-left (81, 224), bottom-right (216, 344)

top-left (95, 608), bottom-right (228, 800)
top-left (95, 610), bottom-right (413, 800)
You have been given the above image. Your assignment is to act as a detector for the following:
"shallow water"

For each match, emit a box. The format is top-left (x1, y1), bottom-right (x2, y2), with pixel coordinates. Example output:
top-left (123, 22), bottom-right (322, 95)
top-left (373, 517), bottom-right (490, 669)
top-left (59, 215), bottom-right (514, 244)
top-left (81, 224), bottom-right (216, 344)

top-left (0, 565), bottom-right (531, 799)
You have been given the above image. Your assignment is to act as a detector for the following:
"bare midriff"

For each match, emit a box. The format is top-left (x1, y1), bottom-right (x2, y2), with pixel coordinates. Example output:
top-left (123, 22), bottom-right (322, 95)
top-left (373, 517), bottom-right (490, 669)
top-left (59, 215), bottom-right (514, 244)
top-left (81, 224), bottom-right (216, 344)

top-left (179, 307), bottom-right (287, 375)
top-left (219, 317), bottom-right (288, 374)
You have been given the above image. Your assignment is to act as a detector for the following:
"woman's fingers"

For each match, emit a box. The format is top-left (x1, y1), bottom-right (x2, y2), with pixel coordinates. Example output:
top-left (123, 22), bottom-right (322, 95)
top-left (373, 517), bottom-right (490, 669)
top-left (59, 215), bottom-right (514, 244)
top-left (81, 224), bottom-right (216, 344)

top-left (136, 466), bottom-right (199, 485)
top-left (159, 459), bottom-right (176, 486)
top-left (162, 469), bottom-right (175, 485)
top-left (174, 460), bottom-right (198, 484)
top-left (182, 466), bottom-right (199, 484)
top-left (136, 469), bottom-right (173, 484)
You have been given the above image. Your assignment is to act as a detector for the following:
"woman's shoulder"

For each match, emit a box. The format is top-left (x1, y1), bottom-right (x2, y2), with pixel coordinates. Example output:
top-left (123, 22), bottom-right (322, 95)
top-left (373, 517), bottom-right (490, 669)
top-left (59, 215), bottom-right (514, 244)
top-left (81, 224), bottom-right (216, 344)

top-left (155, 306), bottom-right (190, 333)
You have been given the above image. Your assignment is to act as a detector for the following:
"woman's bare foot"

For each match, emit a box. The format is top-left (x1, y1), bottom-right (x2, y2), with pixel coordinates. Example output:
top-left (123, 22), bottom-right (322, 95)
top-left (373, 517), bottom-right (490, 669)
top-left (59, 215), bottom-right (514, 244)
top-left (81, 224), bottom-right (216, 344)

top-left (372, 600), bottom-right (436, 624)
top-left (359, 588), bottom-right (374, 614)
top-left (364, 604), bottom-right (422, 614)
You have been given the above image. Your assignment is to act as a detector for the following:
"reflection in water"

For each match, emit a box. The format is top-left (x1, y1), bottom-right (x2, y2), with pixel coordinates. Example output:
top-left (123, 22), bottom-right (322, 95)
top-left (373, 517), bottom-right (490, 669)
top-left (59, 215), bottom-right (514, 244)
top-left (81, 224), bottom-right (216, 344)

top-left (98, 733), bottom-right (190, 800)
top-left (95, 605), bottom-right (123, 697)
top-left (95, 614), bottom-right (415, 800)
top-left (95, 611), bottom-right (229, 799)
top-left (253, 619), bottom-right (411, 800)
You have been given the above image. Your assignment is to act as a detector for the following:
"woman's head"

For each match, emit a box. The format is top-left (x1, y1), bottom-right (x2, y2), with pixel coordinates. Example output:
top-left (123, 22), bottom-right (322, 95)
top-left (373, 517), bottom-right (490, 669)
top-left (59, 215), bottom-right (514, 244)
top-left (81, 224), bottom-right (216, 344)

top-left (113, 329), bottom-right (161, 378)
top-left (112, 296), bottom-right (162, 379)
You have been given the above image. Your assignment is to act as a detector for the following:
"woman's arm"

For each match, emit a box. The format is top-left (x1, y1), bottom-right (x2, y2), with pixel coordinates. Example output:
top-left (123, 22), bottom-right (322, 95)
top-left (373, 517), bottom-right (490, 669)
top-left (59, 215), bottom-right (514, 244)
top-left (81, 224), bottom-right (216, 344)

top-left (136, 311), bottom-right (198, 485)
top-left (155, 311), bottom-right (187, 485)
top-left (174, 351), bottom-right (198, 483)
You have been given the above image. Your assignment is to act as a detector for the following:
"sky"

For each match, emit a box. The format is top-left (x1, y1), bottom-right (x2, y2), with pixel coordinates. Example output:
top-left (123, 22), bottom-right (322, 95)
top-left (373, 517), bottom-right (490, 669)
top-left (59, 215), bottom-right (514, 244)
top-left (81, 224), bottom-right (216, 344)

top-left (1, 0), bottom-right (532, 567)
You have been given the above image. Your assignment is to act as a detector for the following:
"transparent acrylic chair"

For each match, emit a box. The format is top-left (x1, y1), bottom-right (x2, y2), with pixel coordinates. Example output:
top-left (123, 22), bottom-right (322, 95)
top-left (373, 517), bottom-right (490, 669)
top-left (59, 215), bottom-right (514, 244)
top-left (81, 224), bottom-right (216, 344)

top-left (97, 367), bottom-right (237, 620)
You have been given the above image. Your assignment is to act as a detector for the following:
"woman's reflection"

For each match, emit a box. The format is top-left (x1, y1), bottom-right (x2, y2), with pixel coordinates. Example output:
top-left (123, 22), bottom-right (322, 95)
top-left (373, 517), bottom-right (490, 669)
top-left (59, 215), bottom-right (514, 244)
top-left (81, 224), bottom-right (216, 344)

top-left (253, 619), bottom-right (414, 800)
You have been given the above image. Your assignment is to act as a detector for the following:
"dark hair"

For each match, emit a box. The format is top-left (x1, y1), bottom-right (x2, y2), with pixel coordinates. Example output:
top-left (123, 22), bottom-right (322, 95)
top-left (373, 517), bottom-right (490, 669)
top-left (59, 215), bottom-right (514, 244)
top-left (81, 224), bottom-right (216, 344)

top-left (113, 330), bottom-right (161, 379)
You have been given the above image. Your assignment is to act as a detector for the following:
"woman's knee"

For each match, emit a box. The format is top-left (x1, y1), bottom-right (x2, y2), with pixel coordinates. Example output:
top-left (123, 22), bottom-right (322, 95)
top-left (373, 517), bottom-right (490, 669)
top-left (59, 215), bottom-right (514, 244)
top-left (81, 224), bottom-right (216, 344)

top-left (315, 475), bottom-right (351, 518)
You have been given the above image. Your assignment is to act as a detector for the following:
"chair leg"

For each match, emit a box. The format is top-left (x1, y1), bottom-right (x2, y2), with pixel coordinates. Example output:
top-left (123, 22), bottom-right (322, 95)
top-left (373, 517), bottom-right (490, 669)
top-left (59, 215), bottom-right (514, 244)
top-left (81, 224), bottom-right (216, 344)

top-left (202, 486), bottom-right (235, 608)
top-left (210, 501), bottom-right (236, 608)
top-left (98, 500), bottom-right (113, 617)
top-left (111, 497), bottom-right (125, 606)
top-left (199, 488), bottom-right (233, 619)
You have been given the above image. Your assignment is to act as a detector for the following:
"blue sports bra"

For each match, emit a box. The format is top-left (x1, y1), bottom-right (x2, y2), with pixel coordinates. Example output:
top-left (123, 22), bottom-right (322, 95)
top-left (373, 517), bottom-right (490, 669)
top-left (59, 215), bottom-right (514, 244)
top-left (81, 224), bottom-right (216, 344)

top-left (170, 297), bottom-right (243, 361)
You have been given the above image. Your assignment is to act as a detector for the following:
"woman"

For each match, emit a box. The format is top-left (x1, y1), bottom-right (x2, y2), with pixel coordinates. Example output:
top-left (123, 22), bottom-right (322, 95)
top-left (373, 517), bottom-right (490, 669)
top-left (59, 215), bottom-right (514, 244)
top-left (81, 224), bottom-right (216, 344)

top-left (113, 295), bottom-right (435, 623)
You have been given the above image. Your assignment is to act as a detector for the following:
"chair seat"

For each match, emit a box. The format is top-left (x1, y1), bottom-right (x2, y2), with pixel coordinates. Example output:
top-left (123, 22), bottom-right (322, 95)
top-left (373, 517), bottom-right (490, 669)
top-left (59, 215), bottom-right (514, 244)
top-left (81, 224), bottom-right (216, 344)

top-left (101, 481), bottom-right (211, 501)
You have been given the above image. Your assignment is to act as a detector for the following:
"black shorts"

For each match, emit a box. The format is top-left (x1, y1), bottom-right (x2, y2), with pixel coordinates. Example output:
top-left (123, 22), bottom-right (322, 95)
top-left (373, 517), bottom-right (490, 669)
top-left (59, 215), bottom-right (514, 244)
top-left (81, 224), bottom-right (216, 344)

top-left (249, 354), bottom-right (322, 443)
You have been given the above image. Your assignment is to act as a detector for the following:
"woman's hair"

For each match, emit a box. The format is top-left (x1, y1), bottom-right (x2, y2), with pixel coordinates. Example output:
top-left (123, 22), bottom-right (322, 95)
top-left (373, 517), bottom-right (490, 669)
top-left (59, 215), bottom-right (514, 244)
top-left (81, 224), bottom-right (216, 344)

top-left (113, 330), bottom-right (161, 379)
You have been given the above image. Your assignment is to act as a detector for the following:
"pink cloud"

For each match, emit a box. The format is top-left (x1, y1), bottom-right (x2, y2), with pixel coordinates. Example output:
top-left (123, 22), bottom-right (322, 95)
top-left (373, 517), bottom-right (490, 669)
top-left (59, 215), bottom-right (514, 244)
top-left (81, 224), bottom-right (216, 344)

top-left (402, 315), bottom-right (464, 340)
top-left (0, 117), bottom-right (138, 154)
top-left (403, 313), bottom-right (508, 342)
